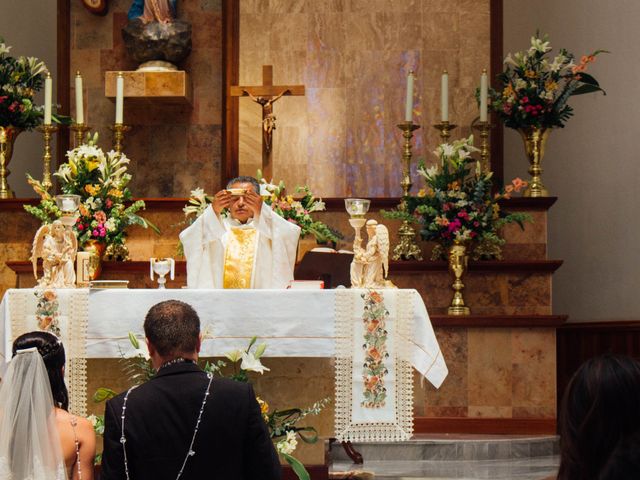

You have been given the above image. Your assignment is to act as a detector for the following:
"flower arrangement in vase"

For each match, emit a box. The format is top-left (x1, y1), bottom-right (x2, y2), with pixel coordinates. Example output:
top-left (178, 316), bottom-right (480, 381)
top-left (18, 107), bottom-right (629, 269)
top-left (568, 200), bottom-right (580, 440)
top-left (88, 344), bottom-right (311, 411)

top-left (488, 32), bottom-right (607, 196)
top-left (24, 133), bottom-right (159, 261)
top-left (384, 135), bottom-right (531, 261)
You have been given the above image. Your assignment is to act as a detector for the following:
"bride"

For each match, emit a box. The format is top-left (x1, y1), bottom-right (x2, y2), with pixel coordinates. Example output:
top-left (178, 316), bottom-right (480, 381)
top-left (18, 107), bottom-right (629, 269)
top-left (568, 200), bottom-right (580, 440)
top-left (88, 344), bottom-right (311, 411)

top-left (0, 331), bottom-right (96, 479)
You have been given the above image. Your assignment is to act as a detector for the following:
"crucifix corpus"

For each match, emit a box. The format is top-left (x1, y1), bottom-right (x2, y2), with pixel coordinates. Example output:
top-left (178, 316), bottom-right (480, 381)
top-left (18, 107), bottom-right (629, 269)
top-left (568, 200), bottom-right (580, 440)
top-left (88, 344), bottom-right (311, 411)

top-left (230, 65), bottom-right (305, 180)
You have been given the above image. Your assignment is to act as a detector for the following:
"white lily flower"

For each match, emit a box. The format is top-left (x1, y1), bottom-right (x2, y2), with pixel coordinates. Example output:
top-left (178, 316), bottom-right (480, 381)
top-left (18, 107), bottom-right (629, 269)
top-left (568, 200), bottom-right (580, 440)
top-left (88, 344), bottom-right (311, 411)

top-left (224, 349), bottom-right (244, 363)
top-left (308, 200), bottom-right (325, 213)
top-left (240, 352), bottom-right (270, 374)
top-left (0, 43), bottom-right (11, 55)
top-left (441, 144), bottom-right (455, 157)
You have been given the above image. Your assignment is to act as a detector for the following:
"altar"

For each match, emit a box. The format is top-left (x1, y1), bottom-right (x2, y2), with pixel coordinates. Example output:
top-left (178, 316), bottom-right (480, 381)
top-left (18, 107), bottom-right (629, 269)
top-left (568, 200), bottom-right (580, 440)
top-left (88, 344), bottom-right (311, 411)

top-left (1, 287), bottom-right (447, 449)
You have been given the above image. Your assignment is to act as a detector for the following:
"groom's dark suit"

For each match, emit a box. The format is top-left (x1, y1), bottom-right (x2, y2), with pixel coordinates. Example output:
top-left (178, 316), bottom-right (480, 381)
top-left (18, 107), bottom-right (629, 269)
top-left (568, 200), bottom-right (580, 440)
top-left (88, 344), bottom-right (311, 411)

top-left (101, 362), bottom-right (281, 480)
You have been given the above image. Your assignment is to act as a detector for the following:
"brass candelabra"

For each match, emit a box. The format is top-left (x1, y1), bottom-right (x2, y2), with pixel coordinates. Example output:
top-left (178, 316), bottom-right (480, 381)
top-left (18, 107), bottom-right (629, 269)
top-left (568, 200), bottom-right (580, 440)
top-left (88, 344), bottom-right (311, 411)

top-left (472, 120), bottom-right (492, 171)
top-left (70, 123), bottom-right (91, 147)
top-left (433, 121), bottom-right (457, 144)
top-left (37, 124), bottom-right (59, 193)
top-left (110, 123), bottom-right (131, 154)
top-left (392, 121), bottom-right (423, 261)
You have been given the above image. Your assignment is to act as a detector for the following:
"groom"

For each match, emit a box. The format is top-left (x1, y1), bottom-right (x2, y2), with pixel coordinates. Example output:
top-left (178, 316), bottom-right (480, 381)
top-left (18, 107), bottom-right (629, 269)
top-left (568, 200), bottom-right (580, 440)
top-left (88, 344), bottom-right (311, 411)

top-left (101, 300), bottom-right (281, 480)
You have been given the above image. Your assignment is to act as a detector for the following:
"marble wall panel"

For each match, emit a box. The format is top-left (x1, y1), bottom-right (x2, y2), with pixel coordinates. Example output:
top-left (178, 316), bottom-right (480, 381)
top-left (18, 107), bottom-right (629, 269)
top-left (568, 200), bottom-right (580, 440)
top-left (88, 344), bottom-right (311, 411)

top-left (240, 0), bottom-right (491, 197)
top-left (467, 328), bottom-right (513, 409)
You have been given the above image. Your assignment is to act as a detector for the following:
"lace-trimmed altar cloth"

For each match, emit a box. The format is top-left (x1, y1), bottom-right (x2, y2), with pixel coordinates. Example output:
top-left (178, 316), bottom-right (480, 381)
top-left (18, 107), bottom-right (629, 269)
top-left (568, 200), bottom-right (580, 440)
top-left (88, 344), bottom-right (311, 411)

top-left (1, 288), bottom-right (447, 417)
top-left (1, 289), bottom-right (88, 417)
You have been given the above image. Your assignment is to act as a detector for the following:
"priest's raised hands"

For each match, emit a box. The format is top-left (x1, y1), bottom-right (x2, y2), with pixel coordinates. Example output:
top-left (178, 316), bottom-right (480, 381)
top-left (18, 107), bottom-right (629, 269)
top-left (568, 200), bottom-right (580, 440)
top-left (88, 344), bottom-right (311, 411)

top-left (212, 189), bottom-right (233, 216)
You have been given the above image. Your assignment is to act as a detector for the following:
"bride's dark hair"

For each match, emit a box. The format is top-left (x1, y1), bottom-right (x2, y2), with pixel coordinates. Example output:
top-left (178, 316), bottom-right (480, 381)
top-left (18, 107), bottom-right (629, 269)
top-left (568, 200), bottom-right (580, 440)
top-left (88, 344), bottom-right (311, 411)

top-left (12, 331), bottom-right (69, 410)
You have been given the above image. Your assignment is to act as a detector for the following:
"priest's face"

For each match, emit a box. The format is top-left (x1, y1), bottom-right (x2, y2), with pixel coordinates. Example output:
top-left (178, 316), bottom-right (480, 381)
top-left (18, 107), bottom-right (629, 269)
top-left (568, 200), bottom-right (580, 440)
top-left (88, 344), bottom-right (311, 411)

top-left (228, 181), bottom-right (256, 223)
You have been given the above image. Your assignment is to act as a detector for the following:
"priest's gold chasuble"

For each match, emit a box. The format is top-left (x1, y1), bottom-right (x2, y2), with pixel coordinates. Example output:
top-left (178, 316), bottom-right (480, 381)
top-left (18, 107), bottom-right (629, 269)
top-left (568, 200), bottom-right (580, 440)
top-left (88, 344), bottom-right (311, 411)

top-left (222, 228), bottom-right (258, 289)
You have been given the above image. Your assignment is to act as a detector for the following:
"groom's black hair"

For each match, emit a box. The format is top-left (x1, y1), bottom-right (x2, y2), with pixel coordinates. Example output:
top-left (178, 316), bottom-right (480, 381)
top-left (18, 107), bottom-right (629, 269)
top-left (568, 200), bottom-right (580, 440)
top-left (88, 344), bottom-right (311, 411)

top-left (226, 175), bottom-right (260, 195)
top-left (144, 300), bottom-right (200, 357)
top-left (13, 331), bottom-right (69, 410)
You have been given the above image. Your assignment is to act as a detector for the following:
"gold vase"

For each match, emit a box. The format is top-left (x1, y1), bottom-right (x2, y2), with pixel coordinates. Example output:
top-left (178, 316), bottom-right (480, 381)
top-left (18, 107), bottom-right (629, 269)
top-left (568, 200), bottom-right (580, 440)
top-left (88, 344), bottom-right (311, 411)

top-left (83, 239), bottom-right (107, 281)
top-left (0, 126), bottom-right (23, 199)
top-left (518, 126), bottom-right (551, 197)
top-left (447, 241), bottom-right (470, 316)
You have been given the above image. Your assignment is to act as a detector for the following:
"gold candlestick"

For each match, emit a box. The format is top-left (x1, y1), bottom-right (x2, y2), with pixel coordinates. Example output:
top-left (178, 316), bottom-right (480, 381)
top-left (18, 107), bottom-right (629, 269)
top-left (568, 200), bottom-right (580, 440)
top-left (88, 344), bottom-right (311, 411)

top-left (70, 123), bottom-right (91, 147)
top-left (433, 121), bottom-right (457, 144)
top-left (37, 124), bottom-right (59, 193)
top-left (472, 120), bottom-right (492, 171)
top-left (392, 121), bottom-right (423, 261)
top-left (109, 123), bottom-right (131, 154)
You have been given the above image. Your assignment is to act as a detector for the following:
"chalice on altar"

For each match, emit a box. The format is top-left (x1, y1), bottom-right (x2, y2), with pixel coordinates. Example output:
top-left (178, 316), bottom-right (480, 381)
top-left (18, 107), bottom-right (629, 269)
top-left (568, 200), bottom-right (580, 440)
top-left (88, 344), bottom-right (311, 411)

top-left (55, 194), bottom-right (81, 229)
top-left (345, 198), bottom-right (371, 288)
top-left (150, 257), bottom-right (175, 289)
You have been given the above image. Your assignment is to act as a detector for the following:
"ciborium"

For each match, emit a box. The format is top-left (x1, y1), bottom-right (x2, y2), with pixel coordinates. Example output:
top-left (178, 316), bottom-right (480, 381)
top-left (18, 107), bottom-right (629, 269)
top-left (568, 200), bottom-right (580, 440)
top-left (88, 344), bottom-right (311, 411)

top-left (150, 257), bottom-right (175, 289)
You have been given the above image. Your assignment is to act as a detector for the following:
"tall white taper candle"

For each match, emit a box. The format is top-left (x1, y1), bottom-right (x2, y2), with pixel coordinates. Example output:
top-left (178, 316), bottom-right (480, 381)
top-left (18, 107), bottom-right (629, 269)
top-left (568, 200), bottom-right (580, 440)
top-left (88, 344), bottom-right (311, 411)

top-left (480, 69), bottom-right (488, 122)
top-left (75, 71), bottom-right (84, 125)
top-left (441, 70), bottom-right (449, 122)
top-left (44, 72), bottom-right (52, 125)
top-left (115, 72), bottom-right (124, 124)
top-left (405, 71), bottom-right (414, 122)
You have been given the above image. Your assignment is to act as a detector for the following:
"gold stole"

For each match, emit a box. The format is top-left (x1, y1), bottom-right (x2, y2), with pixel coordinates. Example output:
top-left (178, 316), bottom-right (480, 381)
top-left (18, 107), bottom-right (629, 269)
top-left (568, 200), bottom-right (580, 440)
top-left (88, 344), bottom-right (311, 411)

top-left (223, 227), bottom-right (258, 289)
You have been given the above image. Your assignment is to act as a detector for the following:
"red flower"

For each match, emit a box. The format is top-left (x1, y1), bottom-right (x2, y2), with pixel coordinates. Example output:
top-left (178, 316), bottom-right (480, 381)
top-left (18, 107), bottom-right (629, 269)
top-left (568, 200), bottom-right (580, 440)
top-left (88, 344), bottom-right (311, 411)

top-left (0, 96), bottom-right (7, 103)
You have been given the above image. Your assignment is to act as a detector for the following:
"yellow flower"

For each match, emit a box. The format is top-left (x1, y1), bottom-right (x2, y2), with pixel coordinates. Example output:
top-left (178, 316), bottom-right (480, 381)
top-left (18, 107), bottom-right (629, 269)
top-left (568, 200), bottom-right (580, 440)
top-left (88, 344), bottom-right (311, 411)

top-left (545, 79), bottom-right (558, 91)
top-left (286, 194), bottom-right (294, 204)
top-left (108, 188), bottom-right (123, 198)
top-left (68, 160), bottom-right (77, 176)
top-left (503, 84), bottom-right (515, 98)
top-left (525, 69), bottom-right (537, 78)
top-left (257, 396), bottom-right (269, 415)
top-left (492, 203), bottom-right (500, 218)
top-left (85, 159), bottom-right (100, 172)
top-left (270, 194), bottom-right (278, 203)
top-left (418, 188), bottom-right (427, 197)
top-left (85, 184), bottom-right (100, 196)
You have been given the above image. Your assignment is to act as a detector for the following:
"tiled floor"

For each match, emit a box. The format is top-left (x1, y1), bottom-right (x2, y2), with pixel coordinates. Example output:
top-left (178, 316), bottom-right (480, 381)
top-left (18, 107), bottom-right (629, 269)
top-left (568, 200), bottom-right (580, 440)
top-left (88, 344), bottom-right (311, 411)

top-left (331, 456), bottom-right (559, 479)
top-left (329, 434), bottom-right (560, 479)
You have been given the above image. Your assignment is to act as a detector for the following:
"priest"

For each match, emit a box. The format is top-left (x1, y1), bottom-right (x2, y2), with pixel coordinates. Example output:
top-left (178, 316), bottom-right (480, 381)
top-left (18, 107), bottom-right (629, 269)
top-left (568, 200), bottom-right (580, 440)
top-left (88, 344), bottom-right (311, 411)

top-left (180, 176), bottom-right (300, 289)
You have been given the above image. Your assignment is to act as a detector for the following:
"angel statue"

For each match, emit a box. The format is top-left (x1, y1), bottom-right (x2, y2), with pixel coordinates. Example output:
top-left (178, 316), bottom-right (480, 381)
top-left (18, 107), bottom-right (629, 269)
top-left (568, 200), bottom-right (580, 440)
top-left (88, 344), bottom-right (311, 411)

top-left (31, 220), bottom-right (78, 288)
top-left (350, 219), bottom-right (395, 289)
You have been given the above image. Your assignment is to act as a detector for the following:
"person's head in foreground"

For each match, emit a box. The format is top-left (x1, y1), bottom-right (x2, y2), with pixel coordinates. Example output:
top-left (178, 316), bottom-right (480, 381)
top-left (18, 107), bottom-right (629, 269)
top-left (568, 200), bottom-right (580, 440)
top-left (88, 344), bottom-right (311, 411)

top-left (558, 354), bottom-right (640, 480)
top-left (144, 299), bottom-right (201, 370)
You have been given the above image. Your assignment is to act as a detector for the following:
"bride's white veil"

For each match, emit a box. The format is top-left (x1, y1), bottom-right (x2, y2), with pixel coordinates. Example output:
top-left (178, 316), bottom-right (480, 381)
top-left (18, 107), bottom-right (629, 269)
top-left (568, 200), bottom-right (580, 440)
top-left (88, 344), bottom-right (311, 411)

top-left (0, 348), bottom-right (67, 479)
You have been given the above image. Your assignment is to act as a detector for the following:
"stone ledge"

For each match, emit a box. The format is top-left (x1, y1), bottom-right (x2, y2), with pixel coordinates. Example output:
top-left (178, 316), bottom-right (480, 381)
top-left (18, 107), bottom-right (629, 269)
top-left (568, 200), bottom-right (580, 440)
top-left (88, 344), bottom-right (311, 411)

top-left (105, 70), bottom-right (192, 104)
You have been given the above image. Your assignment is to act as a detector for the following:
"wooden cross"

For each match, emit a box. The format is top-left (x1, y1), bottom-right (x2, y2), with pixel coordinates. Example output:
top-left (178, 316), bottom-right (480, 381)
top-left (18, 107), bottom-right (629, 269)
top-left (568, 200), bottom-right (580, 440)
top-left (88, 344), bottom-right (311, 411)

top-left (230, 65), bottom-right (305, 180)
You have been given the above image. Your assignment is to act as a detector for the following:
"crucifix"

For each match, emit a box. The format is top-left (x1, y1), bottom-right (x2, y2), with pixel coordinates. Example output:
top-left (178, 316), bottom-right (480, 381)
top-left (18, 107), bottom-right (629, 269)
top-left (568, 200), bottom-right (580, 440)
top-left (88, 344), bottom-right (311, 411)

top-left (230, 65), bottom-right (305, 180)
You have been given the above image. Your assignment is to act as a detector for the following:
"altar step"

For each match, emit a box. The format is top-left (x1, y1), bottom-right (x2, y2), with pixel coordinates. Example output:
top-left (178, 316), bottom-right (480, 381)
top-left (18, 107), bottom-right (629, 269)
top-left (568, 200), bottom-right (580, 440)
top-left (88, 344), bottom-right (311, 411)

top-left (328, 434), bottom-right (559, 480)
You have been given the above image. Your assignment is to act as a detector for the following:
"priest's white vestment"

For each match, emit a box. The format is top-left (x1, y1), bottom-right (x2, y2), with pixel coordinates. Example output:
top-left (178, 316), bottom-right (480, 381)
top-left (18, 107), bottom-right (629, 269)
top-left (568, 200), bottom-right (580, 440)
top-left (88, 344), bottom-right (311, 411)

top-left (179, 204), bottom-right (301, 289)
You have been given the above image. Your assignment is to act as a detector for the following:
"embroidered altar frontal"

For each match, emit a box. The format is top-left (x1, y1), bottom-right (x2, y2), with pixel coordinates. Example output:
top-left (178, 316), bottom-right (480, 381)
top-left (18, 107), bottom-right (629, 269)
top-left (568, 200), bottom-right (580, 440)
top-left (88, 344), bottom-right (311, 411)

top-left (1, 288), bottom-right (448, 439)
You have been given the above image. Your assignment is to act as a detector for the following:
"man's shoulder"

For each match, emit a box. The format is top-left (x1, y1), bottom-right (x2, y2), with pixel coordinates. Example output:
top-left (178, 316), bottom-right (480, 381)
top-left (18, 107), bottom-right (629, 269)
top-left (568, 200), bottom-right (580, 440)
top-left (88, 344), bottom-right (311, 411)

top-left (106, 375), bottom-right (252, 407)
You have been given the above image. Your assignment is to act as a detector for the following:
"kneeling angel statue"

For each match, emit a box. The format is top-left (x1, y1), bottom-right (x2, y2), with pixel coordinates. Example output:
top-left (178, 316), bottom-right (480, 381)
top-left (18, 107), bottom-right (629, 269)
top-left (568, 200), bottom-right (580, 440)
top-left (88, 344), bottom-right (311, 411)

top-left (31, 220), bottom-right (78, 288)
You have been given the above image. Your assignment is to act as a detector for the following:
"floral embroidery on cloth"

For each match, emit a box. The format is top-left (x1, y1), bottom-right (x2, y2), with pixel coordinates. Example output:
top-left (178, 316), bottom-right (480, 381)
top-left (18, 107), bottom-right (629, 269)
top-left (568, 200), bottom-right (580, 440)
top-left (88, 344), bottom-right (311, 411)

top-left (35, 289), bottom-right (60, 335)
top-left (361, 290), bottom-right (389, 408)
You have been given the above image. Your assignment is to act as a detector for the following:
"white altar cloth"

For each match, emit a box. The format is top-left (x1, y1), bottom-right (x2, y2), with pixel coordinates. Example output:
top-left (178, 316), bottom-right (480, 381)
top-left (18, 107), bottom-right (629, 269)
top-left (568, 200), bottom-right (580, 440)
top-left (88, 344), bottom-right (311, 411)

top-left (1, 288), bottom-right (447, 388)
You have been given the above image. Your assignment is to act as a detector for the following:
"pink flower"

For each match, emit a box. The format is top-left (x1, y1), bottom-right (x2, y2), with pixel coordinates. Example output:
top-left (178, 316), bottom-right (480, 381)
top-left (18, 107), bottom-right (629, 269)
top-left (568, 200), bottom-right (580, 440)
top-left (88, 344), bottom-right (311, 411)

top-left (0, 96), bottom-right (7, 103)
top-left (520, 96), bottom-right (529, 104)
top-left (94, 211), bottom-right (107, 223)
top-left (106, 199), bottom-right (113, 209)
top-left (457, 210), bottom-right (469, 221)
top-left (8, 101), bottom-right (18, 112)
top-left (77, 223), bottom-right (84, 231)
top-left (92, 229), bottom-right (99, 237)
top-left (447, 218), bottom-right (462, 233)
top-left (473, 221), bottom-right (480, 227)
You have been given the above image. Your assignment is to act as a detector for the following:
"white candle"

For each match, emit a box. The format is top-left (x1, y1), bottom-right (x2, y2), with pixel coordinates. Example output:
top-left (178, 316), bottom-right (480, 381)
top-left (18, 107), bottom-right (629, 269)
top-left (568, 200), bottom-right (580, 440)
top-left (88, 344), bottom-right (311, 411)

top-left (75, 71), bottom-right (84, 125)
top-left (115, 72), bottom-right (124, 124)
top-left (441, 70), bottom-right (449, 122)
top-left (44, 72), bottom-right (52, 125)
top-left (480, 69), bottom-right (488, 122)
top-left (405, 71), bottom-right (414, 122)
